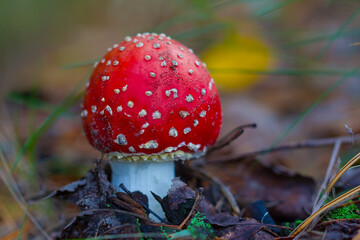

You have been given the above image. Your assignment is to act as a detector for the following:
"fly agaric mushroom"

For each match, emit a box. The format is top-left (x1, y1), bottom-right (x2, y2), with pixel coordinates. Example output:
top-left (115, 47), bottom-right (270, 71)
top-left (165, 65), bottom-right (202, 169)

top-left (81, 32), bottom-right (222, 219)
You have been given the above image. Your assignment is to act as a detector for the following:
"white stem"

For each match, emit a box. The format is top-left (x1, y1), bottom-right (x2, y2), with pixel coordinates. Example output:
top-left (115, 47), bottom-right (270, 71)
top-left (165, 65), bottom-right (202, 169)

top-left (110, 160), bottom-right (175, 221)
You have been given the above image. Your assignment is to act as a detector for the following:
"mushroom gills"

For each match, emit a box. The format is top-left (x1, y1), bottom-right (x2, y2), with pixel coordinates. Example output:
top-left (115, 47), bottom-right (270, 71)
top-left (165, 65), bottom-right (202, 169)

top-left (110, 160), bottom-right (175, 220)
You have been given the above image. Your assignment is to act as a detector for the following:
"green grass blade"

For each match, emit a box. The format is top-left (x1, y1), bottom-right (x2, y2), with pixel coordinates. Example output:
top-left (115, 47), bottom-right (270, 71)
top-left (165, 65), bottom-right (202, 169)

top-left (6, 92), bottom-right (75, 117)
top-left (257, 0), bottom-right (300, 16)
top-left (151, 12), bottom-right (210, 33)
top-left (64, 22), bottom-right (224, 70)
top-left (17, 205), bottom-right (29, 240)
top-left (266, 68), bottom-right (358, 154)
top-left (62, 21), bottom-right (223, 69)
top-left (11, 73), bottom-right (89, 172)
top-left (327, 0), bottom-right (336, 5)
top-left (172, 22), bottom-right (228, 40)
top-left (211, 0), bottom-right (240, 10)
top-left (7, 92), bottom-right (53, 112)
top-left (0, 152), bottom-right (51, 239)
top-left (208, 68), bottom-right (348, 76)
top-left (317, 5), bottom-right (360, 58)
top-left (62, 58), bottom-right (99, 69)
top-left (211, 0), bottom-right (263, 10)
top-left (282, 28), bottom-right (360, 48)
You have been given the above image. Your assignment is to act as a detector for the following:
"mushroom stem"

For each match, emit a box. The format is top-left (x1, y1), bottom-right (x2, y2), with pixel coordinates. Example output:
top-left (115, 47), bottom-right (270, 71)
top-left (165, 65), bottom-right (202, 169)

top-left (110, 159), bottom-right (175, 220)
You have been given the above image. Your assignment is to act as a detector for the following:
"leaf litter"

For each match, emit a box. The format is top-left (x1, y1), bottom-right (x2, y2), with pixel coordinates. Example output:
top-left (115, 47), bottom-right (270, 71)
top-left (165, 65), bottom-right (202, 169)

top-left (50, 155), bottom-right (320, 239)
top-left (48, 127), bottom-right (360, 240)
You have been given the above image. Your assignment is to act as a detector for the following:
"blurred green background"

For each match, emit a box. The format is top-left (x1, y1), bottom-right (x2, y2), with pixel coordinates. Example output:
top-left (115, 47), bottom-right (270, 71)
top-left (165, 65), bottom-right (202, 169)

top-left (1, 0), bottom-right (360, 238)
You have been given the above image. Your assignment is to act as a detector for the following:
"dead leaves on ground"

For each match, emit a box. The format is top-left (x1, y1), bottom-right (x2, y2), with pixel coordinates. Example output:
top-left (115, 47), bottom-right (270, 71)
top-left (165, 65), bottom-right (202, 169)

top-left (203, 160), bottom-right (316, 221)
top-left (53, 164), bottom-right (279, 239)
top-left (51, 157), bottom-right (360, 239)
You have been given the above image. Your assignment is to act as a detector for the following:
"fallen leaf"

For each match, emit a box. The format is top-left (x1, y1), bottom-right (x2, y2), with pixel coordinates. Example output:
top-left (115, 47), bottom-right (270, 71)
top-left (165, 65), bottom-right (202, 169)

top-left (217, 218), bottom-right (277, 240)
top-left (204, 159), bottom-right (316, 221)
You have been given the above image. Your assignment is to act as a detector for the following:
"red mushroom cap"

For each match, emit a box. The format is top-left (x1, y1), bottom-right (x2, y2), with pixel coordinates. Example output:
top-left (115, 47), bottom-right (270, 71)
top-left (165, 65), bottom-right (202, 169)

top-left (81, 33), bottom-right (222, 161)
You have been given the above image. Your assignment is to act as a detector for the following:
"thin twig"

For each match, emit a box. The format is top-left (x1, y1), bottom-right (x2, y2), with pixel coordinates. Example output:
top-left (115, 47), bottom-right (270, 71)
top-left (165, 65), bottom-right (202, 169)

top-left (178, 191), bottom-right (202, 229)
top-left (312, 139), bottom-right (342, 213)
top-left (207, 123), bottom-right (257, 154)
top-left (344, 124), bottom-right (355, 147)
top-left (325, 152), bottom-right (360, 194)
top-left (251, 226), bottom-right (279, 238)
top-left (78, 208), bottom-right (149, 220)
top-left (290, 185), bottom-right (360, 237)
top-left (100, 223), bottom-right (139, 236)
top-left (307, 139), bottom-right (342, 233)
top-left (208, 134), bottom-right (360, 164)
top-left (290, 151), bottom-right (360, 237)
top-left (119, 183), bottom-right (168, 223)
top-left (0, 151), bottom-right (51, 240)
top-left (189, 167), bottom-right (241, 216)
top-left (95, 214), bottom-right (111, 237)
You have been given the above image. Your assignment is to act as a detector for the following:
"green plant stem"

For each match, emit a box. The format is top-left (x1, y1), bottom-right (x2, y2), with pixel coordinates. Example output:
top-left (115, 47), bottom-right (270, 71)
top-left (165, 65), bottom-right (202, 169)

top-left (17, 205), bottom-right (29, 240)
top-left (258, 0), bottom-right (300, 16)
top-left (209, 68), bottom-right (349, 76)
top-left (11, 72), bottom-right (89, 172)
top-left (317, 5), bottom-right (360, 58)
top-left (265, 68), bottom-right (358, 155)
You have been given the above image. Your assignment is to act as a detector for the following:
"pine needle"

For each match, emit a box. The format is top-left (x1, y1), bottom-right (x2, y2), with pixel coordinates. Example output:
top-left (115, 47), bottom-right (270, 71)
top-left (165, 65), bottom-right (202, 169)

top-left (290, 185), bottom-right (360, 237)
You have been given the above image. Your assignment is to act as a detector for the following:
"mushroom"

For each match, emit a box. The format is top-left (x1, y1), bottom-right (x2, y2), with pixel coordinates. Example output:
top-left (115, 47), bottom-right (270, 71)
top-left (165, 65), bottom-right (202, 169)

top-left (81, 32), bottom-right (222, 220)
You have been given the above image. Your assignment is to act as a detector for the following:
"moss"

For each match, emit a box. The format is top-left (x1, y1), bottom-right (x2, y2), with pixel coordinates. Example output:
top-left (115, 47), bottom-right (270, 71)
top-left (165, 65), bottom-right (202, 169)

top-left (159, 226), bottom-right (170, 240)
top-left (187, 212), bottom-right (215, 240)
top-left (135, 213), bottom-right (215, 240)
top-left (326, 203), bottom-right (360, 220)
top-left (136, 218), bottom-right (144, 240)
top-left (282, 220), bottom-right (303, 235)
top-left (284, 220), bottom-right (303, 228)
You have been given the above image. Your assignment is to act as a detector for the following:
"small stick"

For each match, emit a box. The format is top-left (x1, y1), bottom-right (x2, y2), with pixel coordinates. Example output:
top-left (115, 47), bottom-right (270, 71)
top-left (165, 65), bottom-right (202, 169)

top-left (309, 139), bottom-right (342, 232)
top-left (119, 183), bottom-right (168, 223)
top-left (312, 139), bottom-right (342, 213)
top-left (0, 151), bottom-right (52, 240)
top-left (208, 134), bottom-right (360, 164)
top-left (251, 226), bottom-right (279, 238)
top-left (325, 152), bottom-right (360, 195)
top-left (189, 167), bottom-right (241, 216)
top-left (178, 191), bottom-right (202, 229)
top-left (290, 185), bottom-right (360, 237)
top-left (345, 124), bottom-right (355, 147)
top-left (96, 154), bottom-right (103, 166)
top-left (95, 215), bottom-right (109, 237)
top-left (79, 208), bottom-right (148, 221)
top-left (207, 123), bottom-right (257, 154)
